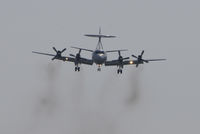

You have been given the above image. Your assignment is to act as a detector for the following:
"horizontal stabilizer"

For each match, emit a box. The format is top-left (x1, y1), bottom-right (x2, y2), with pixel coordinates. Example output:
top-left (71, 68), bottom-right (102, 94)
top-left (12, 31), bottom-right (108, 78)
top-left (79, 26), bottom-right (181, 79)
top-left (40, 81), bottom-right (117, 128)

top-left (84, 34), bottom-right (116, 38)
top-left (106, 49), bottom-right (128, 53)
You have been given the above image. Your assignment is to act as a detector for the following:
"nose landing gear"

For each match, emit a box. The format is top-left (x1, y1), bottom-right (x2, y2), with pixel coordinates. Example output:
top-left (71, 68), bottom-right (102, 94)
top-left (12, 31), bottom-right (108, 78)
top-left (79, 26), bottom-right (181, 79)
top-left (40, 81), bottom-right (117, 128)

top-left (97, 67), bottom-right (101, 71)
top-left (97, 64), bottom-right (102, 71)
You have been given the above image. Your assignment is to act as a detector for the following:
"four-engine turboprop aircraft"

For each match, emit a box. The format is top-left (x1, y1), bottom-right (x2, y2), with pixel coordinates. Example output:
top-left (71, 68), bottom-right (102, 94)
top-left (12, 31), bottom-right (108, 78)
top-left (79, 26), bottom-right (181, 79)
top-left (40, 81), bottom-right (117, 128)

top-left (32, 28), bottom-right (166, 74)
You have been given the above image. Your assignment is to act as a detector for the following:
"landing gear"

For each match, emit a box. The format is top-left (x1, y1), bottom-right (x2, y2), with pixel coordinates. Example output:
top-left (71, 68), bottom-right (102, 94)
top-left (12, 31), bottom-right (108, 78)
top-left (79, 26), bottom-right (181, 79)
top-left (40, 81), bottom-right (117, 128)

top-left (75, 66), bottom-right (80, 72)
top-left (97, 64), bottom-right (102, 71)
top-left (117, 65), bottom-right (123, 74)
top-left (117, 69), bottom-right (122, 74)
top-left (97, 67), bottom-right (101, 71)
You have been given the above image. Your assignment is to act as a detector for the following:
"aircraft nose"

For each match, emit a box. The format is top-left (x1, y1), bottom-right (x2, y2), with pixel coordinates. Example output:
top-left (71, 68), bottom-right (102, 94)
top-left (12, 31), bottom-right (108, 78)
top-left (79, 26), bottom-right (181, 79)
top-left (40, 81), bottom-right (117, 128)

top-left (98, 53), bottom-right (104, 56)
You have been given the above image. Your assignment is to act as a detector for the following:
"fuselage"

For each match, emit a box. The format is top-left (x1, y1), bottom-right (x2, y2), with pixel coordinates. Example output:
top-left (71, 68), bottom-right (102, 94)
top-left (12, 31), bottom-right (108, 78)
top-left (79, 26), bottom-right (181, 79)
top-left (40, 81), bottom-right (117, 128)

top-left (92, 49), bottom-right (107, 65)
top-left (86, 28), bottom-right (114, 65)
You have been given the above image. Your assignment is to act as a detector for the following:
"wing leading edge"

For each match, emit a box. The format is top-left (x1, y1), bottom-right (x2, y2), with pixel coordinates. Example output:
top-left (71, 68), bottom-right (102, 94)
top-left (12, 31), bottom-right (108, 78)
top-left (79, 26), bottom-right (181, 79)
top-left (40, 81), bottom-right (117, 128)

top-left (105, 60), bottom-right (136, 66)
top-left (32, 50), bottom-right (93, 65)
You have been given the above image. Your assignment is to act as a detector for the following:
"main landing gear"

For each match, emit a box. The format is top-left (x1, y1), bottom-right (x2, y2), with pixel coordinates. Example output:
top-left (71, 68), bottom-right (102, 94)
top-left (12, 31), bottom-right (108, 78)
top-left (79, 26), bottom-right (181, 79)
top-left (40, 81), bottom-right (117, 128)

top-left (75, 66), bottom-right (80, 72)
top-left (117, 69), bottom-right (122, 74)
top-left (117, 66), bottom-right (123, 74)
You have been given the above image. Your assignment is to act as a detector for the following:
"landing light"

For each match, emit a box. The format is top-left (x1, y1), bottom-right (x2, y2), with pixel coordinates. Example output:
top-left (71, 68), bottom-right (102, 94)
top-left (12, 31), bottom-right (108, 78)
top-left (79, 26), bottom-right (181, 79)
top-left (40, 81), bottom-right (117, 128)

top-left (65, 57), bottom-right (68, 61)
top-left (129, 61), bottom-right (134, 64)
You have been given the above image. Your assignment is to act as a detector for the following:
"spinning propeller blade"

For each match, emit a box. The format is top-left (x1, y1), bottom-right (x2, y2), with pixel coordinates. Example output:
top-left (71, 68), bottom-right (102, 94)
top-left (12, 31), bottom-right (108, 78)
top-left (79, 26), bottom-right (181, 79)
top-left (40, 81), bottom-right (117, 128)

top-left (118, 51), bottom-right (121, 56)
top-left (123, 57), bottom-right (129, 60)
top-left (141, 50), bottom-right (144, 56)
top-left (70, 54), bottom-right (76, 57)
top-left (131, 54), bottom-right (138, 59)
top-left (33, 47), bottom-right (67, 61)
top-left (61, 48), bottom-right (66, 53)
top-left (53, 47), bottom-right (57, 52)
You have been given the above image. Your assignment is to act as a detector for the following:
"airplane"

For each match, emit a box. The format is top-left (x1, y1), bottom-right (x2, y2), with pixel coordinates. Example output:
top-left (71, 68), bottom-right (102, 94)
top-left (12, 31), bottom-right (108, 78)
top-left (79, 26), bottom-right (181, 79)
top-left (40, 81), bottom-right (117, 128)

top-left (32, 28), bottom-right (166, 74)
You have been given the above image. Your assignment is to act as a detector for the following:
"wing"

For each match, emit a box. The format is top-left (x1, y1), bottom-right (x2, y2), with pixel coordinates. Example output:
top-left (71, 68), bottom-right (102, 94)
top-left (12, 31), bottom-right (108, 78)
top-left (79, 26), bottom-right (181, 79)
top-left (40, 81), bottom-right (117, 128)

top-left (65, 57), bottom-right (75, 62)
top-left (145, 59), bottom-right (166, 62)
top-left (80, 58), bottom-right (93, 65)
top-left (71, 46), bottom-right (93, 52)
top-left (122, 60), bottom-right (138, 65)
top-left (32, 51), bottom-right (93, 65)
top-left (65, 57), bottom-right (93, 65)
top-left (105, 60), bottom-right (119, 66)
top-left (105, 60), bottom-right (137, 66)
top-left (105, 58), bottom-right (166, 66)
top-left (121, 59), bottom-right (166, 65)
top-left (32, 51), bottom-right (55, 56)
top-left (33, 51), bottom-right (70, 61)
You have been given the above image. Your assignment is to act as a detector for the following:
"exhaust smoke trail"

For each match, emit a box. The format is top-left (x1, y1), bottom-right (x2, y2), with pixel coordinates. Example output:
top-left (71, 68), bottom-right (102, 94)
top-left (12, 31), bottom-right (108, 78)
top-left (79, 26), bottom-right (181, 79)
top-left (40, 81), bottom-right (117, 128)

top-left (26, 62), bottom-right (62, 134)
top-left (125, 67), bottom-right (142, 106)
top-left (26, 64), bottom-right (142, 134)
top-left (36, 62), bottom-right (61, 115)
top-left (73, 67), bottom-right (142, 134)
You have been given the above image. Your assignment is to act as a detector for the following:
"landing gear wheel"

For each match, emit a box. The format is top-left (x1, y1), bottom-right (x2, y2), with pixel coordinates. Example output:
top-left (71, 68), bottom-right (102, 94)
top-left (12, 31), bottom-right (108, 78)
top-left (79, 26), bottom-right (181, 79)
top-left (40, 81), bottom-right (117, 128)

top-left (97, 68), bottom-right (101, 71)
top-left (117, 69), bottom-right (122, 74)
top-left (75, 67), bottom-right (80, 72)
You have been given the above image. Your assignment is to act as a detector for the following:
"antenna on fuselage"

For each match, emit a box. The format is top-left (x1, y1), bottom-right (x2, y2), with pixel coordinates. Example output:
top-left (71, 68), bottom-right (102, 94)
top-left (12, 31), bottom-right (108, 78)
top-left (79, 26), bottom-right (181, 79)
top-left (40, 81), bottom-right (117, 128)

top-left (84, 28), bottom-right (116, 50)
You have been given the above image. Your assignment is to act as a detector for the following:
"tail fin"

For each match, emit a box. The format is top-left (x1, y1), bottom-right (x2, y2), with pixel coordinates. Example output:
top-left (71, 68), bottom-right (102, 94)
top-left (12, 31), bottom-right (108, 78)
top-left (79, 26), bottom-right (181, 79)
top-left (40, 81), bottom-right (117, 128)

top-left (84, 28), bottom-right (116, 50)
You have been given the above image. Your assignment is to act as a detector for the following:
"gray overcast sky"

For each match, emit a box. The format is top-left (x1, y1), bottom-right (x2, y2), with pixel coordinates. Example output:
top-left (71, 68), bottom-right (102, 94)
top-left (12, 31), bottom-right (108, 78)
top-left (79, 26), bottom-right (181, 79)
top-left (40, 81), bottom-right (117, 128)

top-left (0, 0), bottom-right (200, 134)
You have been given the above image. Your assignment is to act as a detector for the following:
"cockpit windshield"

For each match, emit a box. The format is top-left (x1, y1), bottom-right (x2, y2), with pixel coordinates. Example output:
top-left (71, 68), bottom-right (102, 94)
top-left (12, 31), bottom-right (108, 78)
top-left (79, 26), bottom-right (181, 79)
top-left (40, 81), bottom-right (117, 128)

top-left (95, 50), bottom-right (105, 54)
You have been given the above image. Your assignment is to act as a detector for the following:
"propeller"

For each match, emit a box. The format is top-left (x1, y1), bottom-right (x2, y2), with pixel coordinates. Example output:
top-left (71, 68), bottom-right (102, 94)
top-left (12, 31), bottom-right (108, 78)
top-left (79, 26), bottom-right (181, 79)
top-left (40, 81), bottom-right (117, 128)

top-left (69, 54), bottom-right (76, 57)
top-left (69, 49), bottom-right (82, 62)
top-left (118, 51), bottom-right (129, 65)
top-left (53, 47), bottom-right (57, 53)
top-left (132, 50), bottom-right (166, 67)
top-left (132, 50), bottom-right (148, 67)
top-left (52, 47), bottom-right (66, 60)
